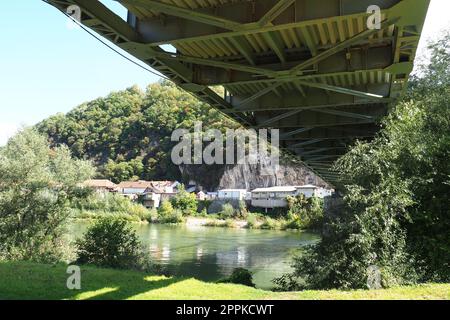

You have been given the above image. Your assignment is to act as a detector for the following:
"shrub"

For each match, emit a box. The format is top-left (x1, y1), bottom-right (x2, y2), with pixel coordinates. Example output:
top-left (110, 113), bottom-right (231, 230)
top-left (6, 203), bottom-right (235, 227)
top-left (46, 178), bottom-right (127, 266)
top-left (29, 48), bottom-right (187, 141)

top-left (198, 208), bottom-right (208, 217)
top-left (273, 273), bottom-right (304, 292)
top-left (148, 209), bottom-right (158, 222)
top-left (158, 200), bottom-right (174, 217)
top-left (72, 192), bottom-right (151, 222)
top-left (246, 213), bottom-right (258, 229)
top-left (197, 200), bottom-right (211, 213)
top-left (260, 217), bottom-right (281, 230)
top-left (286, 195), bottom-right (324, 230)
top-left (282, 216), bottom-right (303, 230)
top-left (224, 219), bottom-right (236, 228)
top-left (170, 185), bottom-right (197, 216)
top-left (160, 209), bottom-right (184, 224)
top-left (238, 200), bottom-right (248, 219)
top-left (75, 217), bottom-right (144, 269)
top-left (220, 203), bottom-right (235, 219)
top-left (218, 268), bottom-right (255, 287)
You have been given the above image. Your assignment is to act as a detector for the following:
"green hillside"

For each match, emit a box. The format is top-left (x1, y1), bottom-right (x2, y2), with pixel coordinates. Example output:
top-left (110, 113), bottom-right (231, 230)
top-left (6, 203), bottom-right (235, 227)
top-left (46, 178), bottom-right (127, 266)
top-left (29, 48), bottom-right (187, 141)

top-left (37, 81), bottom-right (238, 184)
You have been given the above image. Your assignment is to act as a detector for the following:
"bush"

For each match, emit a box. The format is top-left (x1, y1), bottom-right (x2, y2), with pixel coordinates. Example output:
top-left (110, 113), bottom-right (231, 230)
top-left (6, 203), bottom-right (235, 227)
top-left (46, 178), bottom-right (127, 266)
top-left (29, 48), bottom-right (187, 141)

top-left (224, 219), bottom-right (236, 228)
top-left (220, 203), bottom-right (235, 219)
top-left (170, 185), bottom-right (197, 216)
top-left (158, 200), bottom-right (174, 215)
top-left (71, 192), bottom-right (151, 222)
top-left (278, 32), bottom-right (450, 289)
top-left (198, 208), bottom-right (208, 217)
top-left (273, 273), bottom-right (304, 292)
top-left (197, 200), bottom-right (211, 214)
top-left (286, 195), bottom-right (324, 230)
top-left (238, 200), bottom-right (248, 219)
top-left (282, 216), bottom-right (303, 230)
top-left (246, 213), bottom-right (258, 229)
top-left (260, 217), bottom-right (281, 230)
top-left (218, 268), bottom-right (255, 287)
top-left (160, 209), bottom-right (184, 224)
top-left (75, 217), bottom-right (144, 269)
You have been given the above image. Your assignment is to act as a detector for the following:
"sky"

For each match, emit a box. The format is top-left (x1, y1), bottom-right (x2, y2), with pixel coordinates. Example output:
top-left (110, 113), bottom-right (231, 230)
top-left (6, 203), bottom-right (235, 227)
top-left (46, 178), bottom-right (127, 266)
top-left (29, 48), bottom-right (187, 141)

top-left (0, 0), bottom-right (449, 145)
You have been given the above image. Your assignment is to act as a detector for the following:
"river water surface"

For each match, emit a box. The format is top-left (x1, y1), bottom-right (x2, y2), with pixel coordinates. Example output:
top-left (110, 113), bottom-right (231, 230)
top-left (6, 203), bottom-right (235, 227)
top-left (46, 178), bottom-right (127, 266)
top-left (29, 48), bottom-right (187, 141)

top-left (70, 222), bottom-right (319, 289)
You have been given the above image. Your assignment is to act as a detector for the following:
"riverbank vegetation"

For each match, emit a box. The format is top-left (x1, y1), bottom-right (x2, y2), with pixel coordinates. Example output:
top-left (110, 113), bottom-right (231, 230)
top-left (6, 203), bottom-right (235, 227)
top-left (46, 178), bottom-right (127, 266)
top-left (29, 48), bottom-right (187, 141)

top-left (71, 192), bottom-right (153, 222)
top-left (275, 32), bottom-right (450, 291)
top-left (0, 261), bottom-right (448, 300)
top-left (68, 183), bottom-right (325, 231)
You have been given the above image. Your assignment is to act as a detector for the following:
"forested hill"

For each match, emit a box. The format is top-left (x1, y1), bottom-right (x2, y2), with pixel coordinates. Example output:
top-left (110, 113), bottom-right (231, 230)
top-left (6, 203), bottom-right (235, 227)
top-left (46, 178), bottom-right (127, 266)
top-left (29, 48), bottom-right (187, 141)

top-left (37, 81), bottom-right (325, 189)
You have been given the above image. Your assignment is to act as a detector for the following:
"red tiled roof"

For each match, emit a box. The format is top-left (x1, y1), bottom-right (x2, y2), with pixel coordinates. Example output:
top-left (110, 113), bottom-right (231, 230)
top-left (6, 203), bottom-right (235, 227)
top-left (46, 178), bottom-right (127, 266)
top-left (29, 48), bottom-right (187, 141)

top-left (118, 180), bottom-right (177, 190)
top-left (83, 179), bottom-right (117, 188)
top-left (117, 180), bottom-right (152, 189)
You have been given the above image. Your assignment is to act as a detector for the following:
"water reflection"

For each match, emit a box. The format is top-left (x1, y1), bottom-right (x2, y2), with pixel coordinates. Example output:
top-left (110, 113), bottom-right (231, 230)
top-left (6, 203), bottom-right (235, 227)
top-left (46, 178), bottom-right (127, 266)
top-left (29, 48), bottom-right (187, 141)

top-left (69, 222), bottom-right (319, 289)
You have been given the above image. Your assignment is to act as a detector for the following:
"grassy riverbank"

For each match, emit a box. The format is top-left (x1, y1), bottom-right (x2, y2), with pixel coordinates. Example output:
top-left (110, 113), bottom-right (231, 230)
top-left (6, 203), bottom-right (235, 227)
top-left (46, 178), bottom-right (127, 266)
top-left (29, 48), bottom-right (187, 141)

top-left (0, 262), bottom-right (448, 300)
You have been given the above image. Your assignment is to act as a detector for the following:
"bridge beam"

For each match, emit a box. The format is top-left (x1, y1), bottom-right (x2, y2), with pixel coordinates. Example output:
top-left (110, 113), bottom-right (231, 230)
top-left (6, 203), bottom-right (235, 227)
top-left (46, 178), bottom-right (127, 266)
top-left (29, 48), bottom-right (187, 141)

top-left (118, 0), bottom-right (243, 31)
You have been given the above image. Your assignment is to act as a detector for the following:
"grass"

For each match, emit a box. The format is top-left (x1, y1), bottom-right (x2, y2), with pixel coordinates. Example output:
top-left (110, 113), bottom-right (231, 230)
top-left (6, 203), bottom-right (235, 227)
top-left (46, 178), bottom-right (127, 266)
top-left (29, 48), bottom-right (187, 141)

top-left (0, 261), bottom-right (448, 300)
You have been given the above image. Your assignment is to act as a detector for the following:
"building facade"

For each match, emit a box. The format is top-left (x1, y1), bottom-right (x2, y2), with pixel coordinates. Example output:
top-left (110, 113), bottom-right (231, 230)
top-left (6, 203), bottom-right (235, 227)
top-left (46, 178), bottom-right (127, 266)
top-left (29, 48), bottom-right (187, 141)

top-left (251, 185), bottom-right (334, 209)
top-left (251, 186), bottom-right (298, 208)
top-left (218, 189), bottom-right (247, 201)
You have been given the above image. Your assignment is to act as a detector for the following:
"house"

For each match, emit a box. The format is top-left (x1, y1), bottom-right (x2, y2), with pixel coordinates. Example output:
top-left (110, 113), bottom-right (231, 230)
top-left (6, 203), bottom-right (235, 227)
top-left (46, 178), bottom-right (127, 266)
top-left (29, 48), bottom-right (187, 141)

top-left (295, 184), bottom-right (332, 198)
top-left (196, 191), bottom-right (206, 201)
top-left (218, 189), bottom-right (247, 201)
top-left (251, 186), bottom-right (298, 209)
top-left (141, 181), bottom-right (180, 208)
top-left (251, 185), bottom-right (335, 209)
top-left (206, 192), bottom-right (218, 200)
top-left (142, 192), bottom-right (161, 209)
top-left (117, 180), bottom-right (153, 196)
top-left (83, 179), bottom-right (117, 193)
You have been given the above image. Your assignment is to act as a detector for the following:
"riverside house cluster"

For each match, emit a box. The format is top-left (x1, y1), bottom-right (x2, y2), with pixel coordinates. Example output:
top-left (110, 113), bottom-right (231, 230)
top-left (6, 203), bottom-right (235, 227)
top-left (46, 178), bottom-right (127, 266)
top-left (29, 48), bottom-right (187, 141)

top-left (83, 179), bottom-right (334, 210)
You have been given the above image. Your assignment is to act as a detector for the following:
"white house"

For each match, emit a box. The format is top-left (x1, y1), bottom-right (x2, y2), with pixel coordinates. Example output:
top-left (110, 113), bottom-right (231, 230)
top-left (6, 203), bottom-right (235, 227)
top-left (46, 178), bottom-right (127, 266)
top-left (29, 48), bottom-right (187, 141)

top-left (206, 192), bottom-right (218, 200)
top-left (251, 186), bottom-right (298, 208)
top-left (196, 191), bottom-right (206, 201)
top-left (118, 180), bottom-right (180, 196)
top-left (142, 192), bottom-right (162, 209)
top-left (251, 185), bottom-right (334, 209)
top-left (295, 184), bottom-right (320, 198)
top-left (141, 181), bottom-right (180, 208)
top-left (295, 184), bottom-right (333, 198)
top-left (218, 189), bottom-right (247, 201)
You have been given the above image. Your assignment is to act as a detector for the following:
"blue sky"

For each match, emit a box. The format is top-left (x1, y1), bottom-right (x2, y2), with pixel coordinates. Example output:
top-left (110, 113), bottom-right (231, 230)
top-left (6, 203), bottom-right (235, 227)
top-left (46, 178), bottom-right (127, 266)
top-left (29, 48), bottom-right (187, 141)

top-left (0, 0), bottom-right (449, 145)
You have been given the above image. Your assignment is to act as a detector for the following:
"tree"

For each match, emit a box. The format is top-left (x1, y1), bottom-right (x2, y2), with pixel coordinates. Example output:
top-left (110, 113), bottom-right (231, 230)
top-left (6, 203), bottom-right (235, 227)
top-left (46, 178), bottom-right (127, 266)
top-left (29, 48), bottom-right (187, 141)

top-left (0, 129), bottom-right (94, 262)
top-left (170, 185), bottom-right (197, 216)
top-left (278, 31), bottom-right (450, 290)
top-left (286, 195), bottom-right (324, 229)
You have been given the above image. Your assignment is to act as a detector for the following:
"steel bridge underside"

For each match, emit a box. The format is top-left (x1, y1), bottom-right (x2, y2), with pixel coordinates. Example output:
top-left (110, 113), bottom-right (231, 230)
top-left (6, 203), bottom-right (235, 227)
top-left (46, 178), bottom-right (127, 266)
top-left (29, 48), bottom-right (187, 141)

top-left (46, 0), bottom-right (430, 184)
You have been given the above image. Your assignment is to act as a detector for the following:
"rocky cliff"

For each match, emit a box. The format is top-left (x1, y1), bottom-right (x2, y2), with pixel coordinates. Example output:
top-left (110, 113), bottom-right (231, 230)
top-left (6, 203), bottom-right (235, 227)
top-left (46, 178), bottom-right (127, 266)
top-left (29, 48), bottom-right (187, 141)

top-left (181, 160), bottom-right (329, 191)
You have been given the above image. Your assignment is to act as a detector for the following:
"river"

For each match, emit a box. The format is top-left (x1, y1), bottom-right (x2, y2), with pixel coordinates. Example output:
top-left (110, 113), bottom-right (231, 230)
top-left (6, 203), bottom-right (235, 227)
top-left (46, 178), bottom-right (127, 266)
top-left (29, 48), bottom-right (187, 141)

top-left (70, 222), bottom-right (319, 289)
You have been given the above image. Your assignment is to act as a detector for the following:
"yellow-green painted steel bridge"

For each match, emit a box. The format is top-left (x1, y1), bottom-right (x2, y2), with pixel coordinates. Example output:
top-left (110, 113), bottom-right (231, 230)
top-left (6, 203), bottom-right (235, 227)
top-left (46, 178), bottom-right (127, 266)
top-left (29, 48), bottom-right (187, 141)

top-left (45, 0), bottom-right (430, 184)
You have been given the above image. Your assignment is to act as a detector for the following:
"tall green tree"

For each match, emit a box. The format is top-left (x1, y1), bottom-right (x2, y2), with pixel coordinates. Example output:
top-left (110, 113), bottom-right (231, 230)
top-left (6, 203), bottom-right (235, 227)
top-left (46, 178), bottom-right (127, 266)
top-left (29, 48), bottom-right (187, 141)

top-left (0, 129), bottom-right (94, 262)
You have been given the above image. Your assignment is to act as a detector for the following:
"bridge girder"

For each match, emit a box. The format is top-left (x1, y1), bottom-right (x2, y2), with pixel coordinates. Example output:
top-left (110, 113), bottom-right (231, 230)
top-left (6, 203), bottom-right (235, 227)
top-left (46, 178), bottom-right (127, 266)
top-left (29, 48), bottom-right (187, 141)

top-left (45, 0), bottom-right (430, 184)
